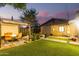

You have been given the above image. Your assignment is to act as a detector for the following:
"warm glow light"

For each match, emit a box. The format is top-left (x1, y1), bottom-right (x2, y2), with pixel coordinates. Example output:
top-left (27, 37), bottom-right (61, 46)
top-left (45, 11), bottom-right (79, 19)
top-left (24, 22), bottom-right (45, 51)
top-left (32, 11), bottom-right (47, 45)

top-left (75, 20), bottom-right (79, 28)
top-left (22, 25), bottom-right (27, 28)
top-left (59, 26), bottom-right (64, 32)
top-left (67, 31), bottom-right (70, 34)
top-left (53, 28), bottom-right (55, 31)
top-left (12, 34), bottom-right (16, 37)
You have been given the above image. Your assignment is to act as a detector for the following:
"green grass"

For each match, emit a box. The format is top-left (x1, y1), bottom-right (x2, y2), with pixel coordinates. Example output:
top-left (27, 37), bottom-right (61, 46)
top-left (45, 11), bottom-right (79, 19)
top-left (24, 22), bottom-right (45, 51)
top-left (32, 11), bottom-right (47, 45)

top-left (0, 40), bottom-right (79, 56)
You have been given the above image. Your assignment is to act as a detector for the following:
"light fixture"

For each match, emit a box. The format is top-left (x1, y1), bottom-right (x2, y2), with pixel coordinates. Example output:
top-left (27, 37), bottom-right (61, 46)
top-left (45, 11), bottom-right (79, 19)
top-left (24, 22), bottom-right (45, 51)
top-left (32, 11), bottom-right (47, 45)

top-left (59, 26), bottom-right (64, 32)
top-left (74, 20), bottom-right (79, 29)
top-left (67, 31), bottom-right (70, 34)
top-left (12, 34), bottom-right (16, 37)
top-left (22, 25), bottom-right (27, 28)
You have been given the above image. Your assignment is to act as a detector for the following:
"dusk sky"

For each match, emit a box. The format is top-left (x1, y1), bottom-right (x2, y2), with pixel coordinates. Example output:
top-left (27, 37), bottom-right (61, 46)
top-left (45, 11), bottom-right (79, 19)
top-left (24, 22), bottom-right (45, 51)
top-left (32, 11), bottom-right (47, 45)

top-left (0, 3), bottom-right (79, 24)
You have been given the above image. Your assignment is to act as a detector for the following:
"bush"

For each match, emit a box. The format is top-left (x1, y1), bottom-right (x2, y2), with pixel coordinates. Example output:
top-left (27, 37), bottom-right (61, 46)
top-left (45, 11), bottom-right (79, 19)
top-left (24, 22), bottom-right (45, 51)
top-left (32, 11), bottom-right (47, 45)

top-left (32, 33), bottom-right (40, 41)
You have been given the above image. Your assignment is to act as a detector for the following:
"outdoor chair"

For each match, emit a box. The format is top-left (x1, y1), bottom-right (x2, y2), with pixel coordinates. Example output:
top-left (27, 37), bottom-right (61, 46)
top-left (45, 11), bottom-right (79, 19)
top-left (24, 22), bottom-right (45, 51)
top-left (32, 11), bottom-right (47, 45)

top-left (16, 33), bottom-right (22, 41)
top-left (22, 35), bottom-right (30, 43)
top-left (70, 35), bottom-right (78, 41)
top-left (4, 33), bottom-right (13, 43)
top-left (40, 34), bottom-right (45, 39)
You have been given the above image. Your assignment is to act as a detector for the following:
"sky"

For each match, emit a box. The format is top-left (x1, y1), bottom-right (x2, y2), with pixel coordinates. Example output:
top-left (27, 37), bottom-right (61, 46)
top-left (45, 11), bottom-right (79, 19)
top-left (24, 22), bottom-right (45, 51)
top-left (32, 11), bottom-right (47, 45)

top-left (0, 3), bottom-right (79, 24)
top-left (27, 3), bottom-right (79, 24)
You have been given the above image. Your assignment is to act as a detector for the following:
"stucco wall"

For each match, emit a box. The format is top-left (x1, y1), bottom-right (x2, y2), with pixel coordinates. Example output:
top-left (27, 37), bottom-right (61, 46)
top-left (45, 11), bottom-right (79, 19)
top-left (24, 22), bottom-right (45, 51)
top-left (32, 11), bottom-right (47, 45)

top-left (51, 24), bottom-right (70, 36)
top-left (1, 23), bottom-right (19, 36)
top-left (41, 25), bottom-right (51, 36)
top-left (41, 24), bottom-right (72, 36)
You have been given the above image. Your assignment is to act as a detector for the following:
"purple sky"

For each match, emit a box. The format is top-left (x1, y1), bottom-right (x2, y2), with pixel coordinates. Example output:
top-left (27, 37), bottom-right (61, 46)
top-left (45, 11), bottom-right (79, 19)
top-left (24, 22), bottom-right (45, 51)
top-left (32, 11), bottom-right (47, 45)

top-left (0, 3), bottom-right (79, 24)
top-left (27, 3), bottom-right (79, 24)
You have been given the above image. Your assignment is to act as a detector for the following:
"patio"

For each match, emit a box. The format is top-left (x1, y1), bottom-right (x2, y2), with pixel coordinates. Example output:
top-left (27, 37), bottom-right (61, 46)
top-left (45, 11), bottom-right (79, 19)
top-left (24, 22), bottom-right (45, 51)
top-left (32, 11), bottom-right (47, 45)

top-left (0, 34), bottom-right (31, 50)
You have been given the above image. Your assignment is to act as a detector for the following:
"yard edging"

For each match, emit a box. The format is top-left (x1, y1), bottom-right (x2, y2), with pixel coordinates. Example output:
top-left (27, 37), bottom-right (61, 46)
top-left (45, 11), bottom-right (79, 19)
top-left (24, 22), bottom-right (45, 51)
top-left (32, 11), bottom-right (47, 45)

top-left (45, 38), bottom-right (79, 45)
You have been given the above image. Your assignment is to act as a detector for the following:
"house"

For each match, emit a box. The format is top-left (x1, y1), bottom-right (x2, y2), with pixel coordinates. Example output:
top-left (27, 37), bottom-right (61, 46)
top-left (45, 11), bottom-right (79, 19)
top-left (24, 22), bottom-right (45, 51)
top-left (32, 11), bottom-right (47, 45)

top-left (40, 11), bottom-right (79, 37)
top-left (40, 18), bottom-right (70, 36)
top-left (0, 18), bottom-right (30, 39)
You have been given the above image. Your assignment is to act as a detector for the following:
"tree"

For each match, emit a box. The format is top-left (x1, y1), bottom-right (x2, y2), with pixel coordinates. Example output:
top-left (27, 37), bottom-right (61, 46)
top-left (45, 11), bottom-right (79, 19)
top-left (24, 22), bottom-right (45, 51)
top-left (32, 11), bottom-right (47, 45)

top-left (0, 3), bottom-right (26, 10)
top-left (32, 20), bottom-right (40, 33)
top-left (20, 8), bottom-right (38, 23)
top-left (31, 20), bottom-right (40, 40)
top-left (20, 8), bottom-right (40, 41)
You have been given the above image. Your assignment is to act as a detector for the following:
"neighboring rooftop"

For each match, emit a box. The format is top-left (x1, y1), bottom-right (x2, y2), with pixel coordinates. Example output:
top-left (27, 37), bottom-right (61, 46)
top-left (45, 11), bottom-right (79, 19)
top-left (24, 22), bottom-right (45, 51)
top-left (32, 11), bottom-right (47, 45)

top-left (40, 18), bottom-right (69, 26)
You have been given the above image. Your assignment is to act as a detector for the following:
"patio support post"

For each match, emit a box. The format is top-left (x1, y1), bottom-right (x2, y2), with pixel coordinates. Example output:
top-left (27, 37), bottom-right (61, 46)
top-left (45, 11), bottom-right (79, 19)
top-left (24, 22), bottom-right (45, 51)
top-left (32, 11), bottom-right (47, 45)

top-left (65, 4), bottom-right (70, 44)
top-left (0, 38), bottom-right (1, 48)
top-left (28, 24), bottom-right (31, 42)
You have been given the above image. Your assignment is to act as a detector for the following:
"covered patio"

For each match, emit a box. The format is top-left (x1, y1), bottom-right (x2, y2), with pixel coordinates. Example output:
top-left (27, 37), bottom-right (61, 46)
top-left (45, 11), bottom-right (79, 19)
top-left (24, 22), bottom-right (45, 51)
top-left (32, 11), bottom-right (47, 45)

top-left (0, 19), bottom-right (31, 49)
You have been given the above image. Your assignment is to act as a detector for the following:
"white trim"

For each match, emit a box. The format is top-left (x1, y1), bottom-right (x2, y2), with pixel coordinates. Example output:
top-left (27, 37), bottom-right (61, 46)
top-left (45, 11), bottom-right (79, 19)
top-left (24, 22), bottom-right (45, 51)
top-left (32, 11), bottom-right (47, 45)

top-left (2, 20), bottom-right (28, 26)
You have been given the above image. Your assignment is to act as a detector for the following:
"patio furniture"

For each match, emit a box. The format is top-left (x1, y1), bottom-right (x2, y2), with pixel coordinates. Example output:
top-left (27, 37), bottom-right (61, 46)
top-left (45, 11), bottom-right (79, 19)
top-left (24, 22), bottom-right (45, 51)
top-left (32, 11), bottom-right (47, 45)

top-left (22, 35), bottom-right (30, 43)
top-left (40, 34), bottom-right (45, 39)
top-left (16, 33), bottom-right (22, 41)
top-left (4, 33), bottom-right (12, 41)
top-left (70, 35), bottom-right (78, 41)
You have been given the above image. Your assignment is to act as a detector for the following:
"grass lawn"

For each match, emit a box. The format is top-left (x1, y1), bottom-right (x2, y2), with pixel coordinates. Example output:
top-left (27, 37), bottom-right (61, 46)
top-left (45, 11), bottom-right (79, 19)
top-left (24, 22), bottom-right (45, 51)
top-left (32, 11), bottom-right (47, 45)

top-left (0, 40), bottom-right (79, 56)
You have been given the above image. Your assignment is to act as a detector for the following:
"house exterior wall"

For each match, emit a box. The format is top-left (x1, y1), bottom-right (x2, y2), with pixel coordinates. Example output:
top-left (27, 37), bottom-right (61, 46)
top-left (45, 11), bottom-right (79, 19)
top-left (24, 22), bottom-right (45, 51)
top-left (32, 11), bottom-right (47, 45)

top-left (41, 25), bottom-right (51, 36)
top-left (40, 19), bottom-right (78, 36)
top-left (41, 22), bottom-right (79, 36)
top-left (1, 23), bottom-right (19, 36)
top-left (41, 24), bottom-right (70, 36)
top-left (51, 24), bottom-right (70, 36)
top-left (40, 15), bottom-right (79, 36)
top-left (40, 21), bottom-right (52, 36)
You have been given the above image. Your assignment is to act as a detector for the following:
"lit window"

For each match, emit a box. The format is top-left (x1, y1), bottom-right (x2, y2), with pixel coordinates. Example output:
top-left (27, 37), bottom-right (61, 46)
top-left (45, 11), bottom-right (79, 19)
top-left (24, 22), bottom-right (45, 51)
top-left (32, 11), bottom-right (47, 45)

top-left (59, 26), bottom-right (64, 32)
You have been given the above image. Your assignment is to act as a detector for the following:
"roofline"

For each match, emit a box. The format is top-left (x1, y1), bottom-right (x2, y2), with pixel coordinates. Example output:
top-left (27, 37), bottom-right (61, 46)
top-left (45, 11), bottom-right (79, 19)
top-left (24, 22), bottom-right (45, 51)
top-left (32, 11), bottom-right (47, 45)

top-left (0, 18), bottom-right (28, 26)
top-left (40, 18), bottom-right (69, 26)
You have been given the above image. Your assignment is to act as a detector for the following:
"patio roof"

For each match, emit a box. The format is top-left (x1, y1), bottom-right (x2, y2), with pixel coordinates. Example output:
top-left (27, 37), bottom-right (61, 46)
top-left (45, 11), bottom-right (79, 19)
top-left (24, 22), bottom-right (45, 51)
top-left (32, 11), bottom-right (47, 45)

top-left (0, 18), bottom-right (28, 26)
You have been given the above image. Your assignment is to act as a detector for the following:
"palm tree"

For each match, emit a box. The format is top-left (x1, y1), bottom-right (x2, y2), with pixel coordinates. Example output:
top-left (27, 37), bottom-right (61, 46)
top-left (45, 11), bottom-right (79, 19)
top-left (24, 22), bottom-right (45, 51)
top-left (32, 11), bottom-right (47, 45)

top-left (0, 3), bottom-right (26, 10)
top-left (20, 8), bottom-right (40, 41)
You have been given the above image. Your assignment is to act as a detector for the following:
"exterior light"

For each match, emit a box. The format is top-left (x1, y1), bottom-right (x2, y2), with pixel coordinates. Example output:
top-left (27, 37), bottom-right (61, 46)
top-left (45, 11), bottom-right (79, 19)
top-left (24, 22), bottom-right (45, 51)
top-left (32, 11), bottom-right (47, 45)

top-left (67, 31), bottom-right (70, 34)
top-left (75, 20), bottom-right (79, 28)
top-left (12, 34), bottom-right (16, 37)
top-left (59, 26), bottom-right (64, 32)
top-left (53, 28), bottom-right (55, 31)
top-left (22, 25), bottom-right (27, 28)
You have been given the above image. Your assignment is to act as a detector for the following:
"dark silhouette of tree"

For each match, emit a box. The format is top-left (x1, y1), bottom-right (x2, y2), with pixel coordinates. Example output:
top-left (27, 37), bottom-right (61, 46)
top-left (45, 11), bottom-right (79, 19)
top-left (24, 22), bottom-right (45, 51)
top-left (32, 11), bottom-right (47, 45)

top-left (0, 3), bottom-right (26, 10)
top-left (20, 8), bottom-right (40, 41)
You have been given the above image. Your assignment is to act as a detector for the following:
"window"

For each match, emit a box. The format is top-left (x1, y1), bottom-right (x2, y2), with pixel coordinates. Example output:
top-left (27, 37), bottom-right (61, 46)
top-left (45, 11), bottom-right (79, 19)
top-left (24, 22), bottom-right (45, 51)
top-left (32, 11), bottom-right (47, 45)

top-left (59, 26), bottom-right (64, 32)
